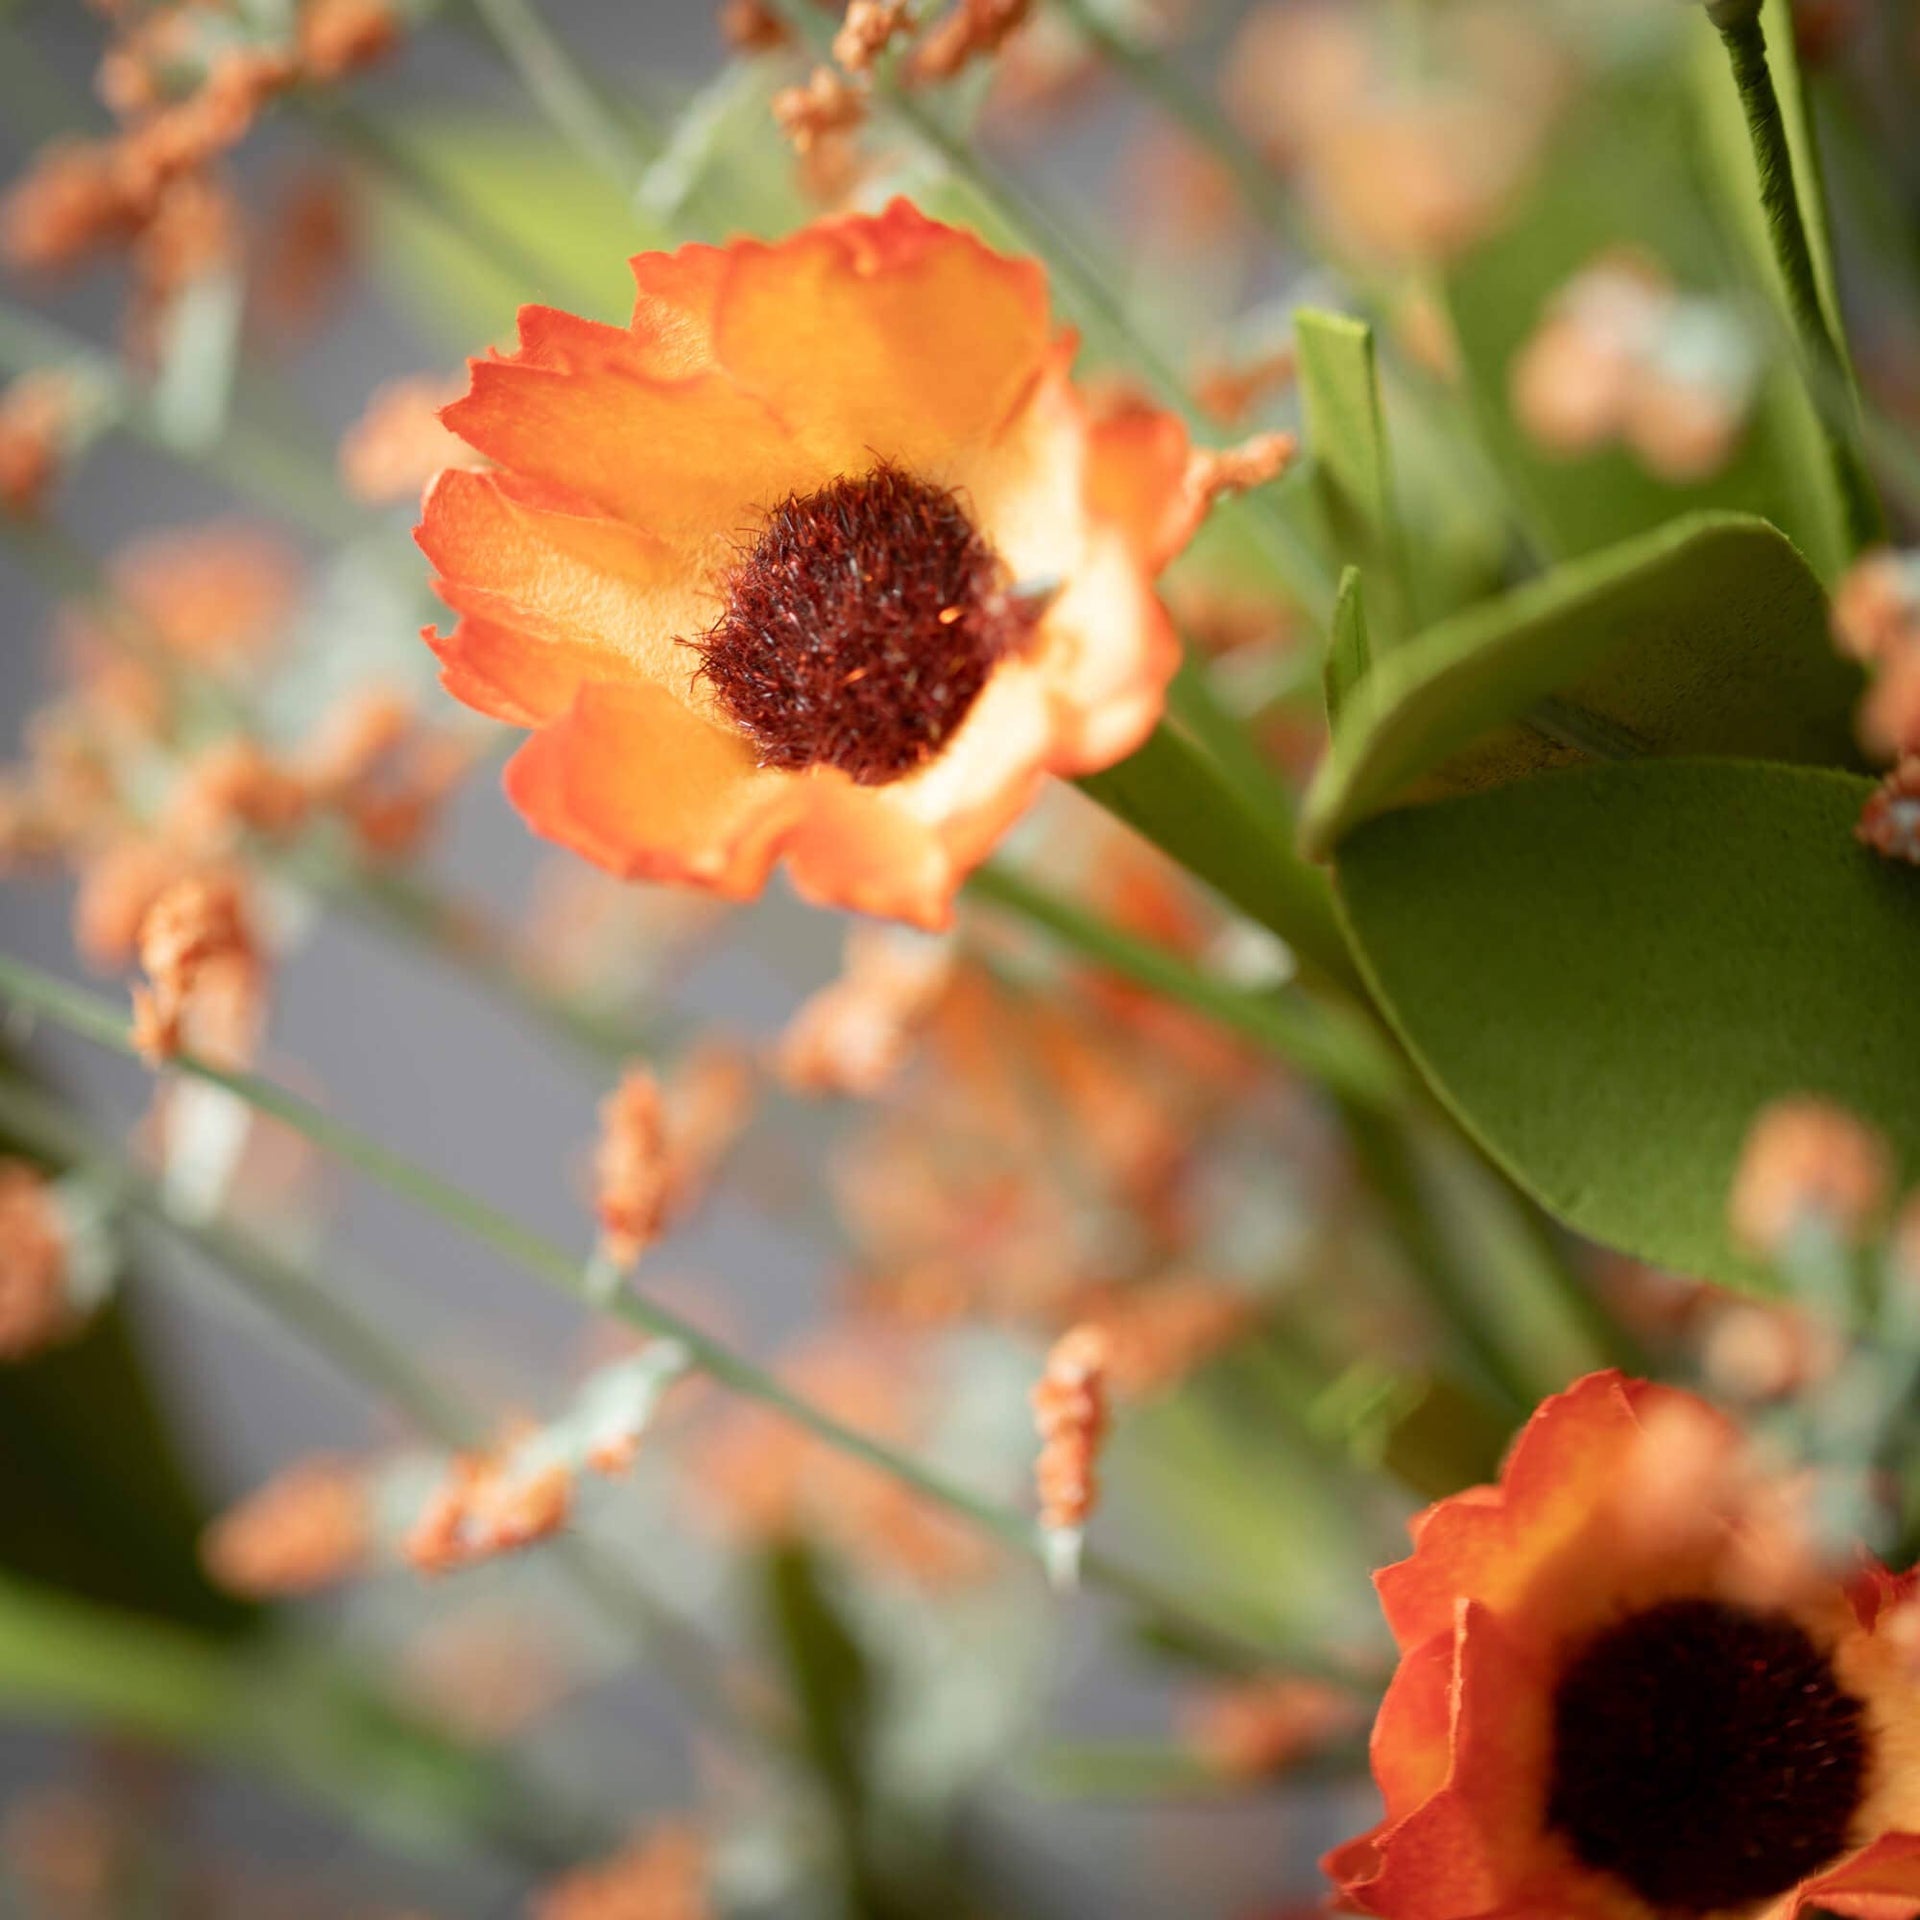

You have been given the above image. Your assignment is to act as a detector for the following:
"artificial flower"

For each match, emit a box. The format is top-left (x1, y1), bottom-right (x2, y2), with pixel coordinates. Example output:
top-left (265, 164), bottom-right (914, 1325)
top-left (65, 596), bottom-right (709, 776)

top-left (1326, 1370), bottom-right (1920, 1920)
top-left (419, 201), bottom-right (1204, 928)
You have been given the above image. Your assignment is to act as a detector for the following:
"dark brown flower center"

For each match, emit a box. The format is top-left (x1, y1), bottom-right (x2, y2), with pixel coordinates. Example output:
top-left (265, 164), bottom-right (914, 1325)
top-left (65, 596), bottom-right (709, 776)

top-left (691, 465), bottom-right (1042, 787)
top-left (1545, 1597), bottom-right (1868, 1915)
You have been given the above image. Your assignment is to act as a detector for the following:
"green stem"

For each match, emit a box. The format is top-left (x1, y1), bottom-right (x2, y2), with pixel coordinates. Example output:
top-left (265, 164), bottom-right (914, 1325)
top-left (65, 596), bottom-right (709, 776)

top-left (1074, 723), bottom-right (1361, 998)
top-left (967, 862), bottom-right (1404, 1112)
top-left (1714, 9), bottom-right (1882, 550)
top-left (0, 1074), bottom-right (758, 1731)
top-left (0, 953), bottom-right (1356, 1688)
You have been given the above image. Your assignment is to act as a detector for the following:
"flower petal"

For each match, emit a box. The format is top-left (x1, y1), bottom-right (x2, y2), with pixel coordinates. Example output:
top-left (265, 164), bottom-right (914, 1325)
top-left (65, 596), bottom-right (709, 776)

top-left (419, 467), bottom-right (714, 709)
top-left (713, 199), bottom-right (1054, 474)
top-left (1785, 1836), bottom-right (1920, 1920)
top-left (505, 679), bottom-right (803, 895)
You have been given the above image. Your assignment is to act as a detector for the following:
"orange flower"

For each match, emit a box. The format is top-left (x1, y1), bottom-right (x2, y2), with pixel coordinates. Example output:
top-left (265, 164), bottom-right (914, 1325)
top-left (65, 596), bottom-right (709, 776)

top-left (420, 203), bottom-right (1201, 929)
top-left (1325, 1371), bottom-right (1920, 1920)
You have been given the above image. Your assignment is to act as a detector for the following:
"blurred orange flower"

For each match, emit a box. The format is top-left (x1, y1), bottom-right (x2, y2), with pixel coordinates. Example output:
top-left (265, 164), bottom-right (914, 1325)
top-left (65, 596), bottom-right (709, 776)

top-left (420, 202), bottom-right (1202, 928)
top-left (1325, 1371), bottom-right (1920, 1920)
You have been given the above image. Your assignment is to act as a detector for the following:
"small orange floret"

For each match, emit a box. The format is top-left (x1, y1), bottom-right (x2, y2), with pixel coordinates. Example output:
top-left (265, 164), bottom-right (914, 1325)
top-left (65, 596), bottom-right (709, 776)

top-left (129, 870), bottom-right (260, 1065)
top-left (772, 64), bottom-right (867, 155)
top-left (910, 0), bottom-right (1033, 81)
top-left (1184, 430), bottom-right (1298, 512)
top-left (719, 0), bottom-right (790, 53)
top-left (1031, 1323), bottom-right (1110, 1534)
top-left (404, 1450), bottom-right (574, 1574)
top-left (0, 1161), bottom-right (74, 1363)
top-left (1728, 1095), bottom-right (1893, 1258)
top-left (833, 0), bottom-right (911, 70)
top-left (534, 1821), bottom-right (710, 1920)
top-left (594, 1068), bottom-right (674, 1269)
top-left (419, 203), bottom-right (1201, 928)
top-left (1194, 345), bottom-right (1297, 428)
top-left (297, 0), bottom-right (400, 81)
top-left (338, 374), bottom-right (477, 504)
top-left (0, 372), bottom-right (76, 518)
top-left (0, 138), bottom-right (146, 273)
top-left (775, 923), bottom-right (952, 1096)
top-left (201, 1455), bottom-right (371, 1596)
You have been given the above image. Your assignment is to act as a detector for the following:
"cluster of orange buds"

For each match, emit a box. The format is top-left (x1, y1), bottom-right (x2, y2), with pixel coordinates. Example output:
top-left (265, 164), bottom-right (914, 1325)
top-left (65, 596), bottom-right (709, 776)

top-left (200, 1454), bottom-right (372, 1597)
top-left (2, 0), bottom-right (396, 313)
top-left (775, 923), bottom-right (954, 1098)
top-left (0, 1161), bottom-right (79, 1364)
top-left (1510, 251), bottom-right (1760, 483)
top-left (406, 1342), bottom-right (691, 1574)
top-left (593, 1049), bottom-right (755, 1272)
top-left (771, 63), bottom-right (869, 155)
top-left (128, 869), bottom-right (264, 1067)
top-left (337, 374), bottom-right (485, 506)
top-left (1728, 1096), bottom-right (1893, 1261)
top-left (910, 0), bottom-right (1034, 82)
top-left (832, 0), bottom-right (911, 70)
top-left (534, 1821), bottom-right (710, 1920)
top-left (0, 371), bottom-right (78, 519)
top-left (1031, 1323), bottom-right (1110, 1585)
top-left (1182, 1675), bottom-right (1360, 1780)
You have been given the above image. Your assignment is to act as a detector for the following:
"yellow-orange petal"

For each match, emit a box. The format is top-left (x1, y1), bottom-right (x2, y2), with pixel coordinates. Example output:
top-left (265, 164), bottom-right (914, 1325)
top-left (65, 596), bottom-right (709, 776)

top-left (419, 467), bottom-right (713, 707)
top-left (505, 678), bottom-right (803, 895)
top-left (711, 199), bottom-right (1053, 474)
top-left (443, 350), bottom-right (802, 543)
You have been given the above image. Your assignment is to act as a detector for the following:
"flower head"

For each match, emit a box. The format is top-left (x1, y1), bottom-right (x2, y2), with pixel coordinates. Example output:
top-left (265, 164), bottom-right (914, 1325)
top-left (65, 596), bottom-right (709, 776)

top-left (1325, 1371), bottom-right (1920, 1920)
top-left (420, 203), bottom-right (1201, 928)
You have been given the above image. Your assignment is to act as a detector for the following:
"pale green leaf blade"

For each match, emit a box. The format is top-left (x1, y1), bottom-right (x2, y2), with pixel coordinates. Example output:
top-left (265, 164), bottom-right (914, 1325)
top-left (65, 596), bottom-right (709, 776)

top-left (1323, 565), bottom-right (1371, 728)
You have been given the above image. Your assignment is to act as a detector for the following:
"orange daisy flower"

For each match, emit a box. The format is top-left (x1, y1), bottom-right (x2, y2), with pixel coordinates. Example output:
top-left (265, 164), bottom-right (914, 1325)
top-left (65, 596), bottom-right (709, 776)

top-left (418, 201), bottom-right (1203, 928)
top-left (1326, 1371), bottom-right (1920, 1920)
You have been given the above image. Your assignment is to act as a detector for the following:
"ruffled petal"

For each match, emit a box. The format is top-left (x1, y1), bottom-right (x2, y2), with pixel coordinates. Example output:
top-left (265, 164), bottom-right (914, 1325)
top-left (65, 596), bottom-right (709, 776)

top-left (713, 199), bottom-right (1054, 475)
top-left (443, 352), bottom-right (807, 541)
top-left (1378, 1372), bottom-right (1697, 1650)
top-left (505, 679), bottom-right (804, 895)
top-left (1086, 402), bottom-right (1204, 572)
top-left (419, 467), bottom-right (714, 708)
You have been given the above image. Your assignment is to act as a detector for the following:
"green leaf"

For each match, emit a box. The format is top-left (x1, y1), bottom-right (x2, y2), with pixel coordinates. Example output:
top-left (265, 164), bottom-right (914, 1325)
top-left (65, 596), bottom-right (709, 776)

top-left (1301, 513), bottom-right (1859, 858)
top-left (1295, 309), bottom-right (1409, 641)
top-left (1323, 566), bottom-right (1371, 728)
top-left (1334, 758), bottom-right (1920, 1291)
top-left (1440, 55), bottom-right (1847, 577)
top-left (764, 1540), bottom-right (875, 1821)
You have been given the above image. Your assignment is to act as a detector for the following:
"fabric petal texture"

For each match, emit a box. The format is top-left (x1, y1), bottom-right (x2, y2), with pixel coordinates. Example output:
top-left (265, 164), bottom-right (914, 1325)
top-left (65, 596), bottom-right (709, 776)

top-left (418, 201), bottom-right (1198, 927)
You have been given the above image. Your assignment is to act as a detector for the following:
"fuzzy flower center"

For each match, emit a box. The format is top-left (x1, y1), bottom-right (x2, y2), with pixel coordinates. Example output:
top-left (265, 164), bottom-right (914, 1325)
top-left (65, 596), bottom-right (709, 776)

top-left (1545, 1597), bottom-right (1868, 1914)
top-left (693, 465), bottom-right (1043, 787)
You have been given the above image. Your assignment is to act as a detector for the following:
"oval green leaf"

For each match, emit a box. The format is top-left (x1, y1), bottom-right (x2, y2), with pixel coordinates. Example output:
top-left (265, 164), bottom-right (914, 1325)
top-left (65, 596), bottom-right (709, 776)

top-left (1301, 513), bottom-right (1859, 858)
top-left (1335, 759), bottom-right (1920, 1290)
